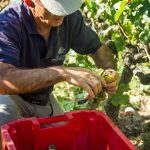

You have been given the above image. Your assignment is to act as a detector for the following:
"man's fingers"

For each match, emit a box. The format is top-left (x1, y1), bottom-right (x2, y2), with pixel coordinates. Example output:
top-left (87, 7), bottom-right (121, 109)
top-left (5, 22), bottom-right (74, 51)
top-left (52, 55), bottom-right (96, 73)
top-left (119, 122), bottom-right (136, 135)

top-left (67, 76), bottom-right (100, 99)
top-left (107, 87), bottom-right (118, 92)
top-left (87, 79), bottom-right (102, 96)
top-left (106, 80), bottom-right (118, 94)
top-left (100, 77), bottom-right (107, 87)
top-left (107, 81), bottom-right (117, 88)
top-left (80, 81), bottom-right (95, 99)
top-left (81, 75), bottom-right (105, 98)
top-left (91, 72), bottom-right (107, 87)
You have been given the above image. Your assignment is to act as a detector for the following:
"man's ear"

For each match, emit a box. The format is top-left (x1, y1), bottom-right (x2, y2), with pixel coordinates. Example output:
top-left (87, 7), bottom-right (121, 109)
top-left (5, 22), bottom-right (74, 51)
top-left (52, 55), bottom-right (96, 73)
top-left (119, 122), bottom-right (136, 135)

top-left (24, 0), bottom-right (35, 7)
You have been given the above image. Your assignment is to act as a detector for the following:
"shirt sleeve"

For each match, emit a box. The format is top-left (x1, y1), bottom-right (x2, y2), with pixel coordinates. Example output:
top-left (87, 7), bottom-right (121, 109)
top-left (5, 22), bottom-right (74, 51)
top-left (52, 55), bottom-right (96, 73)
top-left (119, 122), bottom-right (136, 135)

top-left (0, 21), bottom-right (21, 66)
top-left (70, 11), bottom-right (102, 55)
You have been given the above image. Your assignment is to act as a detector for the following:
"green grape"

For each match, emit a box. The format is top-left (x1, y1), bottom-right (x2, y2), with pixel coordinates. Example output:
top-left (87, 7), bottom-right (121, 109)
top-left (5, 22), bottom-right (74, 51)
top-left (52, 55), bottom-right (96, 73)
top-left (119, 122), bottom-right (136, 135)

top-left (101, 69), bottom-right (115, 83)
top-left (87, 69), bottom-right (116, 110)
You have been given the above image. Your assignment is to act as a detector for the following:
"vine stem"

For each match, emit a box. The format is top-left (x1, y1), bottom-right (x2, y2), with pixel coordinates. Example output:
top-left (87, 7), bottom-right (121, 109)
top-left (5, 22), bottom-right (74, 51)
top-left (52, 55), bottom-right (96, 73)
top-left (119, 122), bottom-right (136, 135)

top-left (138, 44), bottom-right (150, 62)
top-left (117, 21), bottom-right (131, 44)
top-left (144, 47), bottom-right (150, 62)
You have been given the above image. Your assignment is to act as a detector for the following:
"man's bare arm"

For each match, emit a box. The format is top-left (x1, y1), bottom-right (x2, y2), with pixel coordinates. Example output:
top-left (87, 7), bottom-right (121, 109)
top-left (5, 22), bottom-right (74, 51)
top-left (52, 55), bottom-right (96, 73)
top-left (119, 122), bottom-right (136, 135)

top-left (0, 62), bottom-right (65, 94)
top-left (90, 44), bottom-right (117, 70)
top-left (0, 62), bottom-right (106, 98)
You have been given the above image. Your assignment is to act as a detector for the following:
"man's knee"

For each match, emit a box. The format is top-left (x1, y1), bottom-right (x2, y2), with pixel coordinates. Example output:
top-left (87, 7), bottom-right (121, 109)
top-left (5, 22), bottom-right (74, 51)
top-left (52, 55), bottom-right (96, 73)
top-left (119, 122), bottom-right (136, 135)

top-left (49, 94), bottom-right (64, 116)
top-left (0, 104), bottom-right (21, 126)
top-left (0, 95), bottom-right (21, 126)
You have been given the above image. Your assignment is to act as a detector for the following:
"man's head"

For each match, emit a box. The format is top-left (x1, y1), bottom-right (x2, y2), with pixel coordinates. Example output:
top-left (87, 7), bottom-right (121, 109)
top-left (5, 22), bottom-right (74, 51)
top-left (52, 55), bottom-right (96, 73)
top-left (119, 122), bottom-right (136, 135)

top-left (25, 0), bottom-right (83, 27)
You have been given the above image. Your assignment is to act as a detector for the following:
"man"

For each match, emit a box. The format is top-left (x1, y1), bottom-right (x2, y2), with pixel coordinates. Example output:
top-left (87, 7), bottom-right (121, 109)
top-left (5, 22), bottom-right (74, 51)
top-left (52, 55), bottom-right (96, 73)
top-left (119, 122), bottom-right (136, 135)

top-left (0, 0), bottom-right (119, 126)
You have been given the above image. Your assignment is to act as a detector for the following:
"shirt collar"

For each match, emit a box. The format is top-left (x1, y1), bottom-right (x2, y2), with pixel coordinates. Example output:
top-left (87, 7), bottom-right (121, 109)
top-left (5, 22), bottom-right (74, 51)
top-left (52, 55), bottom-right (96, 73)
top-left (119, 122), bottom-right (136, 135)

top-left (21, 3), bottom-right (38, 34)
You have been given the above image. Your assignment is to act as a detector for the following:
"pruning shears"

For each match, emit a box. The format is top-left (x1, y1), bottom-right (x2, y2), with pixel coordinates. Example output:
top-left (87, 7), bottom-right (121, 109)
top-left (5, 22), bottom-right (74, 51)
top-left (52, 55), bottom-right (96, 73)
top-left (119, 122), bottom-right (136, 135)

top-left (77, 99), bottom-right (88, 104)
top-left (77, 98), bottom-right (93, 105)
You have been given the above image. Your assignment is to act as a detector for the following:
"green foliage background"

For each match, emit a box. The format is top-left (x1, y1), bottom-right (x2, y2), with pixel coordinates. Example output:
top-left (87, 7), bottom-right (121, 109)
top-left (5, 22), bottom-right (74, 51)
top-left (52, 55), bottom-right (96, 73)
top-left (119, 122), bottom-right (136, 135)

top-left (1, 0), bottom-right (150, 111)
top-left (55, 0), bottom-right (150, 111)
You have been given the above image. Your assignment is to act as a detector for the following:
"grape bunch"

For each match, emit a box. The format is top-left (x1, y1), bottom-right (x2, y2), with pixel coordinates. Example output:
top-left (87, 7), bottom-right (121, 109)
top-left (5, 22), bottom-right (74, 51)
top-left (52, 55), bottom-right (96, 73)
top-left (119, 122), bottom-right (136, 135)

top-left (87, 69), bottom-right (116, 110)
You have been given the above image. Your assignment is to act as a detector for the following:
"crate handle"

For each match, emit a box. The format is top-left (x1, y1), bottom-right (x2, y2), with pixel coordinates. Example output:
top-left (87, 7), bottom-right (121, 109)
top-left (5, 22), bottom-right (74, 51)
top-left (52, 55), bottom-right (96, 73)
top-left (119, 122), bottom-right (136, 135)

top-left (38, 115), bottom-right (68, 126)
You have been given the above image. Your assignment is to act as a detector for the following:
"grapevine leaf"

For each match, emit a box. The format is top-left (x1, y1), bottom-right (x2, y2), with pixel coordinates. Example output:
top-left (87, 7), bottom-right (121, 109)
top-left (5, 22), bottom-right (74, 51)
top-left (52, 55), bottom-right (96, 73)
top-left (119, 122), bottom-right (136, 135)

top-left (113, 0), bottom-right (128, 22)
top-left (138, 0), bottom-right (150, 17)
top-left (91, 1), bottom-right (99, 14)
top-left (108, 83), bottom-right (130, 106)
top-left (112, 33), bottom-right (125, 51)
top-left (85, 0), bottom-right (92, 9)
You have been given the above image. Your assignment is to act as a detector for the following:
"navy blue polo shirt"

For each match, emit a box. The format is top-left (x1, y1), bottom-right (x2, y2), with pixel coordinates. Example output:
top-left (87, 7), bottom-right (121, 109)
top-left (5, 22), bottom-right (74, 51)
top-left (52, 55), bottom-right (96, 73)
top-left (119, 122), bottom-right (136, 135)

top-left (0, 3), bottom-right (102, 105)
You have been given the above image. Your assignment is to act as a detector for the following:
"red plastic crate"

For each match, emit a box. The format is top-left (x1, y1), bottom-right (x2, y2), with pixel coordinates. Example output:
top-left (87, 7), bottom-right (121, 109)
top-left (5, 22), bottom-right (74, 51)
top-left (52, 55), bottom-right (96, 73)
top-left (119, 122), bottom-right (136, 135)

top-left (1, 110), bottom-right (136, 150)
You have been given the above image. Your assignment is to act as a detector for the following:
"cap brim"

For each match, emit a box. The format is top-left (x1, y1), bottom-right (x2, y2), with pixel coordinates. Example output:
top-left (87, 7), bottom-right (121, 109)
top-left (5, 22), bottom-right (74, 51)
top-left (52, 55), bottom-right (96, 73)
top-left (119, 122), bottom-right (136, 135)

top-left (40, 0), bottom-right (83, 16)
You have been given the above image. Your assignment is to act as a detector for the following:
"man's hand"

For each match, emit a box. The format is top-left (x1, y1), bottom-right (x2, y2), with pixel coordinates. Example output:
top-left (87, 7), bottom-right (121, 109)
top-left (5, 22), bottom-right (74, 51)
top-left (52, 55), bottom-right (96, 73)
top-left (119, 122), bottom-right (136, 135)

top-left (102, 69), bottom-right (120, 95)
top-left (58, 67), bottom-right (107, 99)
top-left (90, 44), bottom-right (119, 95)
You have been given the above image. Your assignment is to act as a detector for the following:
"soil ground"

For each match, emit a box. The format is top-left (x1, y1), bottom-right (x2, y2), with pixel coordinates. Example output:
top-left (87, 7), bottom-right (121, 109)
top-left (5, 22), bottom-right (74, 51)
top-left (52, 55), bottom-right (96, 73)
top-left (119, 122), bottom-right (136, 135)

top-left (118, 95), bottom-right (150, 150)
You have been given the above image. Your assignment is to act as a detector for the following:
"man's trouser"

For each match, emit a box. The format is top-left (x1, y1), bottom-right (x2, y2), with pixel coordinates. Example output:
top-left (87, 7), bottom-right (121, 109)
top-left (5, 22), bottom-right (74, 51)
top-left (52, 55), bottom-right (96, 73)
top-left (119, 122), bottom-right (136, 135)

top-left (0, 94), bottom-right (64, 126)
